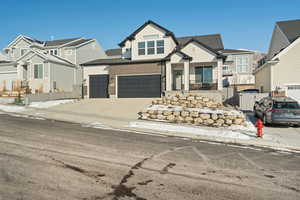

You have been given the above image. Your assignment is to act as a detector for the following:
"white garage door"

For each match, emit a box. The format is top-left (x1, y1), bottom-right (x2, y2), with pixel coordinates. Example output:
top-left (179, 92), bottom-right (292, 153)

top-left (0, 72), bottom-right (18, 91)
top-left (286, 85), bottom-right (300, 103)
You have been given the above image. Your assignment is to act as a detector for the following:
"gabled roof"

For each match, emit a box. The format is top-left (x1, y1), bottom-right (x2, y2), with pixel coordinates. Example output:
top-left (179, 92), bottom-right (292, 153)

top-left (119, 20), bottom-right (178, 47)
top-left (44, 37), bottom-right (82, 47)
top-left (176, 34), bottom-right (224, 50)
top-left (17, 49), bottom-right (75, 66)
top-left (165, 49), bottom-right (192, 60)
top-left (105, 48), bottom-right (122, 56)
top-left (277, 19), bottom-right (300, 43)
top-left (23, 36), bottom-right (43, 44)
top-left (180, 38), bottom-right (226, 59)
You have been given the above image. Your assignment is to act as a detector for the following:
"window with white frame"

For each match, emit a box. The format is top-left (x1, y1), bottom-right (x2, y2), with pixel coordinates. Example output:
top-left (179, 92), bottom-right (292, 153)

top-left (236, 56), bottom-right (249, 73)
top-left (138, 42), bottom-right (146, 55)
top-left (147, 41), bottom-right (155, 55)
top-left (156, 40), bottom-right (164, 54)
top-left (20, 48), bottom-right (28, 56)
top-left (34, 64), bottom-right (43, 79)
top-left (49, 49), bottom-right (59, 56)
top-left (222, 65), bottom-right (229, 71)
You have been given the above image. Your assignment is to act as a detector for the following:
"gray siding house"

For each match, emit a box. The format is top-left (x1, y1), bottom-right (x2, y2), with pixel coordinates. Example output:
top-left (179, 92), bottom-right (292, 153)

top-left (0, 35), bottom-right (106, 93)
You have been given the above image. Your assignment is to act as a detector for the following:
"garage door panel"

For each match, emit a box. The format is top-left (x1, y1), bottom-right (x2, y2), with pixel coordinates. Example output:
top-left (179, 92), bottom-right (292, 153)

top-left (89, 75), bottom-right (109, 98)
top-left (118, 75), bottom-right (161, 98)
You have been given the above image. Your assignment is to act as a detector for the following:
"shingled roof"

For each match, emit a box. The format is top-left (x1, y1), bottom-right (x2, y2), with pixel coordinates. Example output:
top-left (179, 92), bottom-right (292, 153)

top-left (277, 19), bottom-right (300, 43)
top-left (176, 34), bottom-right (224, 51)
top-left (44, 37), bottom-right (82, 47)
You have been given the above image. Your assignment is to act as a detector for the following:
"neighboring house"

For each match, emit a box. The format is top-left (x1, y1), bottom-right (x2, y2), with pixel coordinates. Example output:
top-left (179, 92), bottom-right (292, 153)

top-left (220, 49), bottom-right (255, 91)
top-left (0, 35), bottom-right (106, 93)
top-left (254, 19), bottom-right (300, 95)
top-left (82, 20), bottom-right (226, 99)
top-left (105, 48), bottom-right (122, 58)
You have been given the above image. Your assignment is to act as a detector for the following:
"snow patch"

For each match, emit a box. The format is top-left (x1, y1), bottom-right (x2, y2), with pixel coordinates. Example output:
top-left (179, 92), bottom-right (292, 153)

top-left (0, 98), bottom-right (15, 104)
top-left (129, 121), bottom-right (256, 140)
top-left (29, 99), bottom-right (75, 109)
top-left (0, 105), bottom-right (26, 113)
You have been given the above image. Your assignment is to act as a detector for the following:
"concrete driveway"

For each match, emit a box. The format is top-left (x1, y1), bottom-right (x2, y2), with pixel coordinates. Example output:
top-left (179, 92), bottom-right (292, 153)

top-left (24, 98), bottom-right (155, 127)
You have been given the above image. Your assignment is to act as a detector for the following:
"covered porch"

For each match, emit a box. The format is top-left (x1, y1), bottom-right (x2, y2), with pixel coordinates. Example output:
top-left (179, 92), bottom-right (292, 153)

top-left (165, 60), bottom-right (223, 92)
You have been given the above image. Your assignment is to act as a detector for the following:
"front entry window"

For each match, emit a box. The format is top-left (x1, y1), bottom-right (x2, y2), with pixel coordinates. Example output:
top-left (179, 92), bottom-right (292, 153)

top-left (34, 64), bottom-right (44, 79)
top-left (195, 66), bottom-right (213, 83)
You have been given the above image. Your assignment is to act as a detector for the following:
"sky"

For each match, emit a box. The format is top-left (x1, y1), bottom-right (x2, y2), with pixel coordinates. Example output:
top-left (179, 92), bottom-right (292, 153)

top-left (0, 0), bottom-right (299, 53)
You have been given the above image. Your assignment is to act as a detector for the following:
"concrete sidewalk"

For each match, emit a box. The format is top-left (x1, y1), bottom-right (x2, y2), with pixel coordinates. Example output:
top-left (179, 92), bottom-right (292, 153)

top-left (9, 98), bottom-right (300, 152)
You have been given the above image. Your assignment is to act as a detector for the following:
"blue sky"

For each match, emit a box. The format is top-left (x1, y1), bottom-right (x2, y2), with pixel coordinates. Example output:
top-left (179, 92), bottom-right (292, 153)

top-left (1, 0), bottom-right (299, 52)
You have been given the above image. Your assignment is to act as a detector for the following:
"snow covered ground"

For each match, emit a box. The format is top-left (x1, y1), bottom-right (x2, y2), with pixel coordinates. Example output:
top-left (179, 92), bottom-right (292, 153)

top-left (0, 99), bottom-right (76, 113)
top-left (0, 105), bottom-right (26, 113)
top-left (28, 99), bottom-right (75, 109)
top-left (129, 121), bottom-right (256, 140)
top-left (0, 98), bottom-right (15, 104)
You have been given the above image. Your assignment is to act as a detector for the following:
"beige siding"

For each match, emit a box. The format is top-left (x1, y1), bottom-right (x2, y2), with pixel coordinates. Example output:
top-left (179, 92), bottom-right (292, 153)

top-left (124, 24), bottom-right (176, 60)
top-left (181, 42), bottom-right (216, 63)
top-left (255, 64), bottom-right (271, 92)
top-left (11, 38), bottom-right (31, 60)
top-left (272, 39), bottom-right (300, 90)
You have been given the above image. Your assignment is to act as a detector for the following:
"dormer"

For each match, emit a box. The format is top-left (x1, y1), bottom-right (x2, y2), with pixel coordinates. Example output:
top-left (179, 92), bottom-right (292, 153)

top-left (118, 20), bottom-right (178, 60)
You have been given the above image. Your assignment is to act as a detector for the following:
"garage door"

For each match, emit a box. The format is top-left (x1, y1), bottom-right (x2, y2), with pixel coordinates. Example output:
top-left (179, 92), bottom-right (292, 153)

top-left (89, 75), bottom-right (109, 98)
top-left (118, 75), bottom-right (161, 98)
top-left (0, 72), bottom-right (17, 91)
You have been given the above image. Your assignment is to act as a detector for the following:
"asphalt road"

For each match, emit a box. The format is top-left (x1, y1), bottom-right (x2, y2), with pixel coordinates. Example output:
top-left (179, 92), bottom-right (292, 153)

top-left (0, 113), bottom-right (299, 200)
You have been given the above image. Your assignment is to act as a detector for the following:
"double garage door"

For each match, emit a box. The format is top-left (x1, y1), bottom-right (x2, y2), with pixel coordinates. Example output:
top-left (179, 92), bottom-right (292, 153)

top-left (89, 74), bottom-right (161, 98)
top-left (118, 75), bottom-right (161, 98)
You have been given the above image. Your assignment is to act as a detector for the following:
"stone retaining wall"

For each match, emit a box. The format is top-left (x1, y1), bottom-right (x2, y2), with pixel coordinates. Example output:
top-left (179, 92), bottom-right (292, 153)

top-left (138, 93), bottom-right (246, 127)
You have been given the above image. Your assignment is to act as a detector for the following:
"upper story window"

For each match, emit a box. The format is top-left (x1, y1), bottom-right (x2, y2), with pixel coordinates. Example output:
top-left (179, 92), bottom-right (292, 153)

top-left (34, 64), bottom-right (44, 79)
top-left (49, 49), bottom-right (59, 56)
top-left (21, 48), bottom-right (28, 56)
top-left (138, 42), bottom-right (146, 55)
top-left (147, 41), bottom-right (155, 55)
top-left (236, 56), bottom-right (249, 73)
top-left (156, 40), bottom-right (164, 54)
top-left (222, 66), bottom-right (229, 71)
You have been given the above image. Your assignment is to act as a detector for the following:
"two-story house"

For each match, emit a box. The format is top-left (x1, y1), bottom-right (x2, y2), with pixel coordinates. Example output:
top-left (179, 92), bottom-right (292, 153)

top-left (82, 20), bottom-right (226, 98)
top-left (0, 35), bottom-right (106, 93)
top-left (220, 49), bottom-right (255, 91)
top-left (254, 19), bottom-right (300, 95)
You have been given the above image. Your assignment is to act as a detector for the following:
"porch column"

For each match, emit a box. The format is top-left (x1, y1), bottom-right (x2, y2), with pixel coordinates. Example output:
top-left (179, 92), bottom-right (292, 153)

top-left (166, 62), bottom-right (172, 91)
top-left (217, 59), bottom-right (223, 90)
top-left (16, 63), bottom-right (23, 80)
top-left (184, 60), bottom-right (190, 91)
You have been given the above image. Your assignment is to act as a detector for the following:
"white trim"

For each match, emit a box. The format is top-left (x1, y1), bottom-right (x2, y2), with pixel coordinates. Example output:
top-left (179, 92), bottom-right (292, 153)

top-left (6, 35), bottom-right (32, 49)
top-left (33, 63), bottom-right (44, 80)
top-left (73, 39), bottom-right (95, 49)
top-left (272, 37), bottom-right (300, 60)
top-left (0, 70), bottom-right (17, 74)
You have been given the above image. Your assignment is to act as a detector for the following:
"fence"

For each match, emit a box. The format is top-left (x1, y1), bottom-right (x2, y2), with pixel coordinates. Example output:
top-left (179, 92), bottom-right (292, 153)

top-left (24, 85), bottom-right (82, 105)
top-left (238, 93), bottom-right (269, 111)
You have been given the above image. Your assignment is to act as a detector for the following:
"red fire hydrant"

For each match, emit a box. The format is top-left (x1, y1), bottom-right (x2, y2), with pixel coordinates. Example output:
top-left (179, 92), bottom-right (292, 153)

top-left (255, 119), bottom-right (264, 138)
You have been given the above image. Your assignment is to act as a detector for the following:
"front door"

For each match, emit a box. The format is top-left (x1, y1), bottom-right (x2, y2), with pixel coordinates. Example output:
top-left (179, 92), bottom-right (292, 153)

top-left (173, 70), bottom-right (183, 90)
